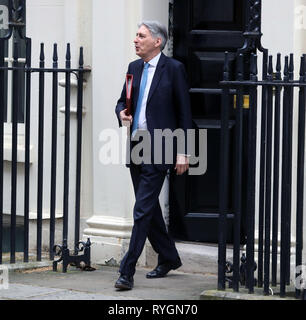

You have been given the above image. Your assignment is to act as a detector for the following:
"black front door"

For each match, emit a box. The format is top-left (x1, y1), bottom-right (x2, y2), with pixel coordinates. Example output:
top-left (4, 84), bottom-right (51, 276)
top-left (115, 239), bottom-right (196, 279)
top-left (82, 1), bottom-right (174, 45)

top-left (169, 0), bottom-right (248, 243)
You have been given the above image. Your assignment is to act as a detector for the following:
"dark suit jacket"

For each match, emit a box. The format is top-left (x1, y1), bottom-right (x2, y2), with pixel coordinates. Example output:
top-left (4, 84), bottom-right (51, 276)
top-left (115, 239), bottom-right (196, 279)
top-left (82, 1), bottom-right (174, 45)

top-left (115, 52), bottom-right (193, 171)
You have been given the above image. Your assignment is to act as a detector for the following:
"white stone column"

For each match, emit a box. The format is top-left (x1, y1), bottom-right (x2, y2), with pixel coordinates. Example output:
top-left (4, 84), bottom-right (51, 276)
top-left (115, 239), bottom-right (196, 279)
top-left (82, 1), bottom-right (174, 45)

top-left (83, 0), bottom-right (140, 265)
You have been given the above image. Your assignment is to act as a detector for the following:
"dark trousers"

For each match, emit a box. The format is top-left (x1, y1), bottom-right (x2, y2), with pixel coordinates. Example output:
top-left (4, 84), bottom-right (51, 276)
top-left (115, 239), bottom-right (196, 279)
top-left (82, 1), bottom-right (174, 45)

top-left (119, 163), bottom-right (180, 277)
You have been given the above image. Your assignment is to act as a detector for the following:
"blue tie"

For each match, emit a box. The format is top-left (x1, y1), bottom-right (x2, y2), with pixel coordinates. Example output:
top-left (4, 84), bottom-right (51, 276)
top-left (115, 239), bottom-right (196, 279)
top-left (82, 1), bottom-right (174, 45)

top-left (132, 62), bottom-right (149, 136)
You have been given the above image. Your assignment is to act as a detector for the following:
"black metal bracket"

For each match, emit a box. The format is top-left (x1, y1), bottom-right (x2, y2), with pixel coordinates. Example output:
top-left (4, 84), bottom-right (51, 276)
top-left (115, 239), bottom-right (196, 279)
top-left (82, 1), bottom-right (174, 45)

top-left (225, 253), bottom-right (257, 288)
top-left (52, 238), bottom-right (96, 273)
top-left (240, 0), bottom-right (265, 53)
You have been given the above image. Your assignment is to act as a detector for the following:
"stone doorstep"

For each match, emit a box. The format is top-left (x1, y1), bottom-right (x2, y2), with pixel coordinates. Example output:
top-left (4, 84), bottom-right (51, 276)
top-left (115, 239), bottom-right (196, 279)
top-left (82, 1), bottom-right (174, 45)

top-left (153, 241), bottom-right (297, 282)
top-left (145, 240), bottom-right (232, 276)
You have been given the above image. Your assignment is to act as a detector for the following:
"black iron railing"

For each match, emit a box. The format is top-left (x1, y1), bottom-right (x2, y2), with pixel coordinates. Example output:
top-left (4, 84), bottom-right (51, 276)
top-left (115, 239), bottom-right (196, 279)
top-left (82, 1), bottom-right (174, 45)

top-left (218, 50), bottom-right (306, 300)
top-left (0, 37), bottom-right (91, 270)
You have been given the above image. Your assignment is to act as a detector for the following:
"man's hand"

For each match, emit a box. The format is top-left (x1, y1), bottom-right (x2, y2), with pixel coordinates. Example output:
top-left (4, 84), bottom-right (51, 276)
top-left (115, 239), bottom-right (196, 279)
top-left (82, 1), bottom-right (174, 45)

top-left (175, 154), bottom-right (189, 175)
top-left (120, 108), bottom-right (133, 127)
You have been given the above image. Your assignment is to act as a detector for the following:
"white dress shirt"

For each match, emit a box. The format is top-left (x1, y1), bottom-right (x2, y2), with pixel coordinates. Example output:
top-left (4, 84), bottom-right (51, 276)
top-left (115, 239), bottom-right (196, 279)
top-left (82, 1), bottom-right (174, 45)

top-left (137, 52), bottom-right (161, 130)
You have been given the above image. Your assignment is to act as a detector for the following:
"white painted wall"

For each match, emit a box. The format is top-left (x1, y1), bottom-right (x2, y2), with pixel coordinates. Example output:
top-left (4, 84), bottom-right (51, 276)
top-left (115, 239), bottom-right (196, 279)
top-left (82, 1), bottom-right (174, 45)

top-left (293, 0), bottom-right (306, 263)
top-left (258, 0), bottom-right (306, 264)
top-left (262, 0), bottom-right (295, 56)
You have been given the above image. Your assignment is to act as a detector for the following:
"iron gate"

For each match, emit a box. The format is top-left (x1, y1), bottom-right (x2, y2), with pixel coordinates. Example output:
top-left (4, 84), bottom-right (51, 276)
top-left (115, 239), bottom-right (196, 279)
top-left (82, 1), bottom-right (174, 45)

top-left (0, 1), bottom-right (91, 270)
top-left (217, 0), bottom-right (305, 300)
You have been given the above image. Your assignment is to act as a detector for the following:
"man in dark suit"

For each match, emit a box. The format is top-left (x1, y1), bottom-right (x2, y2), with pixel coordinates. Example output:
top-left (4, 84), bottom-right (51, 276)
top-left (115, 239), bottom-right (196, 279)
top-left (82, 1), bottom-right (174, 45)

top-left (114, 21), bottom-right (193, 290)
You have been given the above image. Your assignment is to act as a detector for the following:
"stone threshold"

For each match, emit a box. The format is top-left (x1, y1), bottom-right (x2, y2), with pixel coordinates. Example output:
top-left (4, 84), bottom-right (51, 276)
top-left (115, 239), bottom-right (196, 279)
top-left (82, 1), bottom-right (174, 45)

top-left (146, 240), bottom-right (234, 275)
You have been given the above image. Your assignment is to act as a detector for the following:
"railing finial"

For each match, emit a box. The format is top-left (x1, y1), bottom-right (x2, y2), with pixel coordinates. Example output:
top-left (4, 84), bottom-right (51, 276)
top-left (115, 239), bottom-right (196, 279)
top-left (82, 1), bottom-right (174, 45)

top-left (268, 55), bottom-right (273, 76)
top-left (53, 43), bottom-right (58, 63)
top-left (39, 43), bottom-right (44, 62)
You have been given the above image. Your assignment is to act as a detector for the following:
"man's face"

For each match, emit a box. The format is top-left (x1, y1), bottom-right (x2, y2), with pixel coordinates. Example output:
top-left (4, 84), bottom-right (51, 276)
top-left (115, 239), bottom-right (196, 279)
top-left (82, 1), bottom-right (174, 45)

top-left (134, 25), bottom-right (161, 60)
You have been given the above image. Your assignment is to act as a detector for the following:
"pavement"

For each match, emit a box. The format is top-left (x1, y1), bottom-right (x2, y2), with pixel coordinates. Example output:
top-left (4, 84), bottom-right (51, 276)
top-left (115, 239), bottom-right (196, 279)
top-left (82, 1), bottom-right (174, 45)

top-left (0, 243), bottom-right (300, 301)
top-left (0, 262), bottom-right (218, 300)
top-left (0, 263), bottom-right (300, 320)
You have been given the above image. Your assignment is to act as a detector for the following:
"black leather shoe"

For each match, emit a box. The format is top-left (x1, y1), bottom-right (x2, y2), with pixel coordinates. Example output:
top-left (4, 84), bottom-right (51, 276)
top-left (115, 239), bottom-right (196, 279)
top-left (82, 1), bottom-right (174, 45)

top-left (146, 259), bottom-right (182, 279)
top-left (115, 274), bottom-right (134, 290)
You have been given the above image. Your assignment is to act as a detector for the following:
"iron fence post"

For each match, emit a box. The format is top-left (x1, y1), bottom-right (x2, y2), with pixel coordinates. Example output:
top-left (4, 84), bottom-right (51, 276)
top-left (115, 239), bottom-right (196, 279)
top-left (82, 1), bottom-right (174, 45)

top-left (23, 36), bottom-right (31, 263)
top-left (218, 51), bottom-right (230, 290)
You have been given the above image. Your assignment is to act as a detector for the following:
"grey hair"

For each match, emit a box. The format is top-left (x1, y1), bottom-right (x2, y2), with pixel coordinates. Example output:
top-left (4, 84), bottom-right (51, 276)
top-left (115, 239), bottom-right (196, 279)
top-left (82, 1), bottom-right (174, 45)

top-left (138, 20), bottom-right (168, 51)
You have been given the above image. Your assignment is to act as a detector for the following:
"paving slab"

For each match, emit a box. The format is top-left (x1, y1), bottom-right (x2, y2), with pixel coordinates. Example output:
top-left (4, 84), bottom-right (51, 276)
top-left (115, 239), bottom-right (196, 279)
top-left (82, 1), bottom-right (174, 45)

top-left (0, 283), bottom-right (64, 300)
top-left (201, 286), bottom-right (298, 300)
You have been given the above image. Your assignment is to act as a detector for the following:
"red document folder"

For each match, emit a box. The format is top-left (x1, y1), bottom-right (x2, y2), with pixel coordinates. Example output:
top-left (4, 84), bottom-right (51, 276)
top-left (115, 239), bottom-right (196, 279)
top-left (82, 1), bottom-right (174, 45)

top-left (125, 74), bottom-right (133, 116)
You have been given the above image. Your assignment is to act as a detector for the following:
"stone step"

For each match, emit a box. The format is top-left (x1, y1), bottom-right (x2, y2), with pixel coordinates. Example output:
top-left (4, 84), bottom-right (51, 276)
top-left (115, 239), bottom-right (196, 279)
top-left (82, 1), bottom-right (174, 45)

top-left (145, 241), bottom-right (234, 275)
